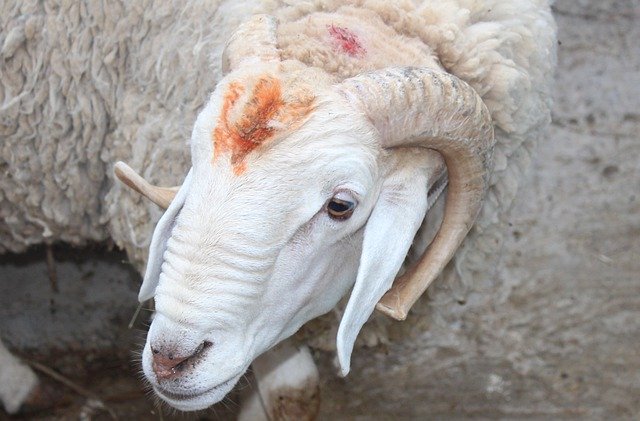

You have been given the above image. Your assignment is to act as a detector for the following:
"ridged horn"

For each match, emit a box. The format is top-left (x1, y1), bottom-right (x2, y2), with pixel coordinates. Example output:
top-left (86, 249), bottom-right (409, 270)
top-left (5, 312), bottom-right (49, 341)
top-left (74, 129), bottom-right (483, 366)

top-left (222, 14), bottom-right (280, 75)
top-left (336, 67), bottom-right (495, 321)
top-left (114, 161), bottom-right (179, 210)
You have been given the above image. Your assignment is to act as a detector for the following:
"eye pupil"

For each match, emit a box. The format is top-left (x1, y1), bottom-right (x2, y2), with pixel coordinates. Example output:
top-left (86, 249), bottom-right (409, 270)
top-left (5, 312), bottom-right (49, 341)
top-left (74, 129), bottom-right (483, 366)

top-left (327, 198), bottom-right (355, 220)
top-left (328, 200), bottom-right (350, 213)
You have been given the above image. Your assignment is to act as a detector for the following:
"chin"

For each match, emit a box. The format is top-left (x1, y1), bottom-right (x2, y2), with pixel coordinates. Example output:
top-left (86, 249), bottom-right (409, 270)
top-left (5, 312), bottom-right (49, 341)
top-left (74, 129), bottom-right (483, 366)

top-left (154, 372), bottom-right (244, 411)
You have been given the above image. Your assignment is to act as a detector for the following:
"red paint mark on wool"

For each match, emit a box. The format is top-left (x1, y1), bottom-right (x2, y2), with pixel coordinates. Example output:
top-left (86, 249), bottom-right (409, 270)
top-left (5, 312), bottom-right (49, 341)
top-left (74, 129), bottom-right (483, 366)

top-left (327, 24), bottom-right (365, 57)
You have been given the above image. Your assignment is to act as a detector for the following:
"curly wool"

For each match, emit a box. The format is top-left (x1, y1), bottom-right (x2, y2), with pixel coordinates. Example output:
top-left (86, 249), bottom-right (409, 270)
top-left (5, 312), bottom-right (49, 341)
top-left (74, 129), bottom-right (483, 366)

top-left (0, 1), bottom-right (555, 347)
top-left (0, 0), bottom-right (244, 263)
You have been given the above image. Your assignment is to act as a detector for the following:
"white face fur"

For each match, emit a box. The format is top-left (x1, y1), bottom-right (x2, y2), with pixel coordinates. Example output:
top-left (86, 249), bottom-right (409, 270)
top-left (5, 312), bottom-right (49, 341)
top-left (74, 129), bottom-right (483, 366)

top-left (139, 64), bottom-right (443, 410)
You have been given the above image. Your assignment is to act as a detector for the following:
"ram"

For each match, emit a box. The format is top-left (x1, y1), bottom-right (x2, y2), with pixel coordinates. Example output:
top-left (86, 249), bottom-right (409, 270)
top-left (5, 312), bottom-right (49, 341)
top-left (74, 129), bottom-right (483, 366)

top-left (0, 0), bottom-right (556, 417)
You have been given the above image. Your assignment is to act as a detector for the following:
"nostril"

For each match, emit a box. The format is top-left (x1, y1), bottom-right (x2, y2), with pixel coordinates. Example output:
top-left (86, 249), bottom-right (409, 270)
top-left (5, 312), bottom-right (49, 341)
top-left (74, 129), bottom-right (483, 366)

top-left (194, 341), bottom-right (213, 356)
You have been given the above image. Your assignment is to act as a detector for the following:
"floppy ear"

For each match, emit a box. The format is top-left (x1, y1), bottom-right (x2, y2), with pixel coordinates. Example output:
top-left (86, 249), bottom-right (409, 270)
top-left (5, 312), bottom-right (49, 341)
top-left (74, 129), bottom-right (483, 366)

top-left (138, 168), bottom-right (194, 302)
top-left (336, 149), bottom-right (446, 376)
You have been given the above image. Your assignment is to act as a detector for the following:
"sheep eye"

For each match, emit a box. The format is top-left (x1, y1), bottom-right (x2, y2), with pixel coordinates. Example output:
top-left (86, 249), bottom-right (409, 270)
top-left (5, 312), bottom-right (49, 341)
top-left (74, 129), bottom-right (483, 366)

top-left (327, 197), bottom-right (355, 220)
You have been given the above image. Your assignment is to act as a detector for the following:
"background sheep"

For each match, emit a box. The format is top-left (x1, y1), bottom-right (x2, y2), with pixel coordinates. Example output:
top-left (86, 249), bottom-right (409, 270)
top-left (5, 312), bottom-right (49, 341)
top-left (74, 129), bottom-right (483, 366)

top-left (4, 0), bottom-right (551, 409)
top-left (2, 2), bottom-right (638, 414)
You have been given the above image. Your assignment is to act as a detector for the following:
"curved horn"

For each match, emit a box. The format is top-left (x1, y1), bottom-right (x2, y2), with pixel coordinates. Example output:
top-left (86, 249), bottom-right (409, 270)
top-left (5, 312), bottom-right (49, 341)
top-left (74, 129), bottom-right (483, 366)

top-left (222, 14), bottom-right (280, 75)
top-left (336, 67), bottom-right (495, 320)
top-left (114, 161), bottom-right (179, 209)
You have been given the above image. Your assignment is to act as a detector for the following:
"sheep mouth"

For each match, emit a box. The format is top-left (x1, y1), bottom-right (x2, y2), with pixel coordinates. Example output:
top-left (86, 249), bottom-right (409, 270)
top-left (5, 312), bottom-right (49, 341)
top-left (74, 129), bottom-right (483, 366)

top-left (156, 378), bottom-right (232, 401)
top-left (154, 373), bottom-right (244, 410)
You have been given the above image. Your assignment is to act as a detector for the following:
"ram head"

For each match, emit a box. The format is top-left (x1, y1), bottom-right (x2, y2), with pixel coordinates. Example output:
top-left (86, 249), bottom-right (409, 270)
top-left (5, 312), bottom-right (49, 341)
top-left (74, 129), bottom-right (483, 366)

top-left (115, 15), bottom-right (494, 411)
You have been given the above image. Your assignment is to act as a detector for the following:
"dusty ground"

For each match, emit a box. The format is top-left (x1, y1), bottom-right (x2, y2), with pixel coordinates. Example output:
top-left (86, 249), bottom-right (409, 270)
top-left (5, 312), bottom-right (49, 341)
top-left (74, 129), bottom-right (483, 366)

top-left (1, 0), bottom-right (639, 420)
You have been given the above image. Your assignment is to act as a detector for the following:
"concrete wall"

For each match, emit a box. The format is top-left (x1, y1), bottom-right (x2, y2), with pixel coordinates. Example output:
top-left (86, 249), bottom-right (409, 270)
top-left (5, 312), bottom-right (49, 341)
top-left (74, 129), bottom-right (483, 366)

top-left (1, 0), bottom-right (638, 418)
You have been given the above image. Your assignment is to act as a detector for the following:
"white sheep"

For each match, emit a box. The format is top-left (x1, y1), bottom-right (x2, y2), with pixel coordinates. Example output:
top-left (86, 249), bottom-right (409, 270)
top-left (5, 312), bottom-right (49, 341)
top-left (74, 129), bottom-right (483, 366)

top-left (0, 0), bottom-right (556, 417)
top-left (116, 1), bottom-right (556, 413)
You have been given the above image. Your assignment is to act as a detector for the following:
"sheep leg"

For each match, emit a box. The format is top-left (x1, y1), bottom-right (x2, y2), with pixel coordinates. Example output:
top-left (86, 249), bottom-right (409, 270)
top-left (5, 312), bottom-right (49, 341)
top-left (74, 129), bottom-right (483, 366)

top-left (238, 339), bottom-right (320, 421)
top-left (0, 339), bottom-right (38, 414)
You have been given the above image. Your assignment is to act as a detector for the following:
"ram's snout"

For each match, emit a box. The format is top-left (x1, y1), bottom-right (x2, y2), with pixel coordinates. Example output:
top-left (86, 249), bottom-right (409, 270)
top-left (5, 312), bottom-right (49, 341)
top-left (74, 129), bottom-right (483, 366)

top-left (151, 340), bottom-right (213, 381)
top-left (143, 313), bottom-right (217, 385)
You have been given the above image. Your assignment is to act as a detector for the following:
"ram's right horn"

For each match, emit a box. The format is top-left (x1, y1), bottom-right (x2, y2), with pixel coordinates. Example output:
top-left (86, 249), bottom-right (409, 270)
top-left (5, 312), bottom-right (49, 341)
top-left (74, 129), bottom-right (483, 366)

top-left (113, 161), bottom-right (179, 210)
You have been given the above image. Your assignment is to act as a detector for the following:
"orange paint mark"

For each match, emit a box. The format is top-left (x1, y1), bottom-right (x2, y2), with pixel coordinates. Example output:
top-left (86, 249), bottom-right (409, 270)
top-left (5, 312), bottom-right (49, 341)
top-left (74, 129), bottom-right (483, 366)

top-left (213, 76), bottom-right (315, 174)
top-left (213, 81), bottom-right (244, 169)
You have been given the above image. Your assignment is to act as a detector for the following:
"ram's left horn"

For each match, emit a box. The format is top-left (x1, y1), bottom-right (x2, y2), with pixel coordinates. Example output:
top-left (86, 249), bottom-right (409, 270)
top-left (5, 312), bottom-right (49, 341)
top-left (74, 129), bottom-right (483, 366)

top-left (113, 161), bottom-right (178, 209)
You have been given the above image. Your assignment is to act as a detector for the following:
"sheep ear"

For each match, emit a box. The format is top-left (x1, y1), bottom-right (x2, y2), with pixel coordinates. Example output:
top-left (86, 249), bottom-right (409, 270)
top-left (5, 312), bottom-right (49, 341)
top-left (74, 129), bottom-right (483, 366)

top-left (139, 168), bottom-right (194, 302)
top-left (336, 150), bottom-right (446, 376)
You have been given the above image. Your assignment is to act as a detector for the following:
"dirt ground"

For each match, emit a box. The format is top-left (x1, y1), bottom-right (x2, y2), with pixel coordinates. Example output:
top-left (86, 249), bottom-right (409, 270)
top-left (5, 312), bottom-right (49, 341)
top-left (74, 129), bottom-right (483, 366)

top-left (0, 246), bottom-right (240, 420)
top-left (1, 1), bottom-right (639, 420)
